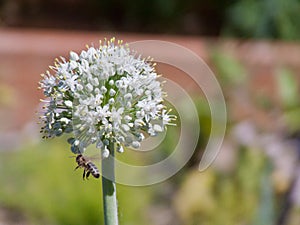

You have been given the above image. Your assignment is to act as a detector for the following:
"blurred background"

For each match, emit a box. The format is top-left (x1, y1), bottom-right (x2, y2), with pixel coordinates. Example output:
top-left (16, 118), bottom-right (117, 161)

top-left (1, 0), bottom-right (300, 224)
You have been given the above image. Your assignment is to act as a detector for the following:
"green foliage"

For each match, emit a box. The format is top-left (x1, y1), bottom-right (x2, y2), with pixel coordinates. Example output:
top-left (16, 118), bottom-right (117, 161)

top-left (275, 67), bottom-right (300, 132)
top-left (0, 141), bottom-right (153, 225)
top-left (174, 147), bottom-right (267, 225)
top-left (223, 0), bottom-right (300, 40)
top-left (276, 67), bottom-right (299, 109)
top-left (0, 141), bottom-right (102, 225)
top-left (253, 161), bottom-right (275, 225)
top-left (193, 96), bottom-right (211, 147)
top-left (282, 108), bottom-right (300, 132)
top-left (2, 0), bottom-right (300, 39)
top-left (211, 50), bottom-right (247, 87)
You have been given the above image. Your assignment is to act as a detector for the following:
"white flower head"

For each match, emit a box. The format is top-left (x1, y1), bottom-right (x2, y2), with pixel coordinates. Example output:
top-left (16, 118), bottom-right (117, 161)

top-left (39, 38), bottom-right (176, 155)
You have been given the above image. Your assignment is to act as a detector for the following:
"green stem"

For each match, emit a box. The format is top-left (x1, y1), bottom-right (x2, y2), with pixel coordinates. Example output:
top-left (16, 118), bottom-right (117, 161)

top-left (102, 143), bottom-right (119, 225)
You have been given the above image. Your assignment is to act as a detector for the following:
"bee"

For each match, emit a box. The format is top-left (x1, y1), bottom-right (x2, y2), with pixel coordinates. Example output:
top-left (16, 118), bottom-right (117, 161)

top-left (74, 154), bottom-right (100, 179)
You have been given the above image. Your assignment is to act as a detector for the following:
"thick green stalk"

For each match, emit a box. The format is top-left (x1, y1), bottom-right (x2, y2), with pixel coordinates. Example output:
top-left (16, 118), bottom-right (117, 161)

top-left (102, 143), bottom-right (119, 225)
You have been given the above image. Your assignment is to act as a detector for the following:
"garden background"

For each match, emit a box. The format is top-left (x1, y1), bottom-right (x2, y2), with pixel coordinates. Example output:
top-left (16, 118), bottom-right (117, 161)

top-left (1, 0), bottom-right (300, 224)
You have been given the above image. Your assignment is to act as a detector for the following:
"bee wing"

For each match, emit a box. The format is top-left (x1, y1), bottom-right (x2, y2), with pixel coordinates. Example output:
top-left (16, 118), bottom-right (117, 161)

top-left (87, 154), bottom-right (102, 161)
top-left (83, 154), bottom-right (102, 166)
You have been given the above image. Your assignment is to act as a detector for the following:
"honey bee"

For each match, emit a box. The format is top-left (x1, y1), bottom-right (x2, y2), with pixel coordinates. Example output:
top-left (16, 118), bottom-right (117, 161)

top-left (74, 154), bottom-right (100, 179)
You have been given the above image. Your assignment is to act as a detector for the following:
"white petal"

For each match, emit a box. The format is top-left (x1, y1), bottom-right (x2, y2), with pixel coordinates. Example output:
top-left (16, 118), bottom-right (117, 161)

top-left (64, 100), bottom-right (73, 108)
top-left (117, 145), bottom-right (124, 153)
top-left (70, 51), bottom-right (79, 61)
top-left (122, 124), bottom-right (130, 132)
top-left (153, 124), bottom-right (163, 132)
top-left (131, 141), bottom-right (140, 148)
top-left (102, 147), bottom-right (110, 158)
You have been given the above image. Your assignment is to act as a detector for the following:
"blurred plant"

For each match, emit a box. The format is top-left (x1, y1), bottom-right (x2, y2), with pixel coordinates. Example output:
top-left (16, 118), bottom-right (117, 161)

top-left (274, 67), bottom-right (300, 225)
top-left (2, 0), bottom-right (300, 39)
top-left (174, 146), bottom-right (266, 225)
top-left (0, 141), bottom-right (154, 225)
top-left (276, 67), bottom-right (299, 109)
top-left (223, 0), bottom-right (300, 40)
top-left (275, 67), bottom-right (300, 133)
top-left (210, 50), bottom-right (247, 87)
top-left (253, 161), bottom-right (275, 225)
top-left (203, 49), bottom-right (300, 225)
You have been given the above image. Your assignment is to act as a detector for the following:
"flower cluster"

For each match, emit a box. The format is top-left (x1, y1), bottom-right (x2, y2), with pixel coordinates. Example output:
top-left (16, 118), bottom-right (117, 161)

top-left (39, 38), bottom-right (176, 157)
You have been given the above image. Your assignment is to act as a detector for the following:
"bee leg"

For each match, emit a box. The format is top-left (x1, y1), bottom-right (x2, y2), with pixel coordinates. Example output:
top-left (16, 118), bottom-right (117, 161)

top-left (74, 165), bottom-right (80, 171)
top-left (83, 169), bottom-right (86, 180)
top-left (86, 171), bottom-right (91, 180)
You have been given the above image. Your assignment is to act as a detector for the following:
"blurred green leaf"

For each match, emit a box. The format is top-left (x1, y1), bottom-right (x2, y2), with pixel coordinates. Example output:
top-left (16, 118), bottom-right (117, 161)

top-left (276, 67), bottom-right (299, 109)
top-left (211, 50), bottom-right (247, 87)
top-left (223, 0), bottom-right (300, 40)
top-left (0, 140), bottom-right (153, 225)
top-left (173, 147), bottom-right (267, 225)
top-left (253, 161), bottom-right (275, 225)
top-left (283, 108), bottom-right (300, 132)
